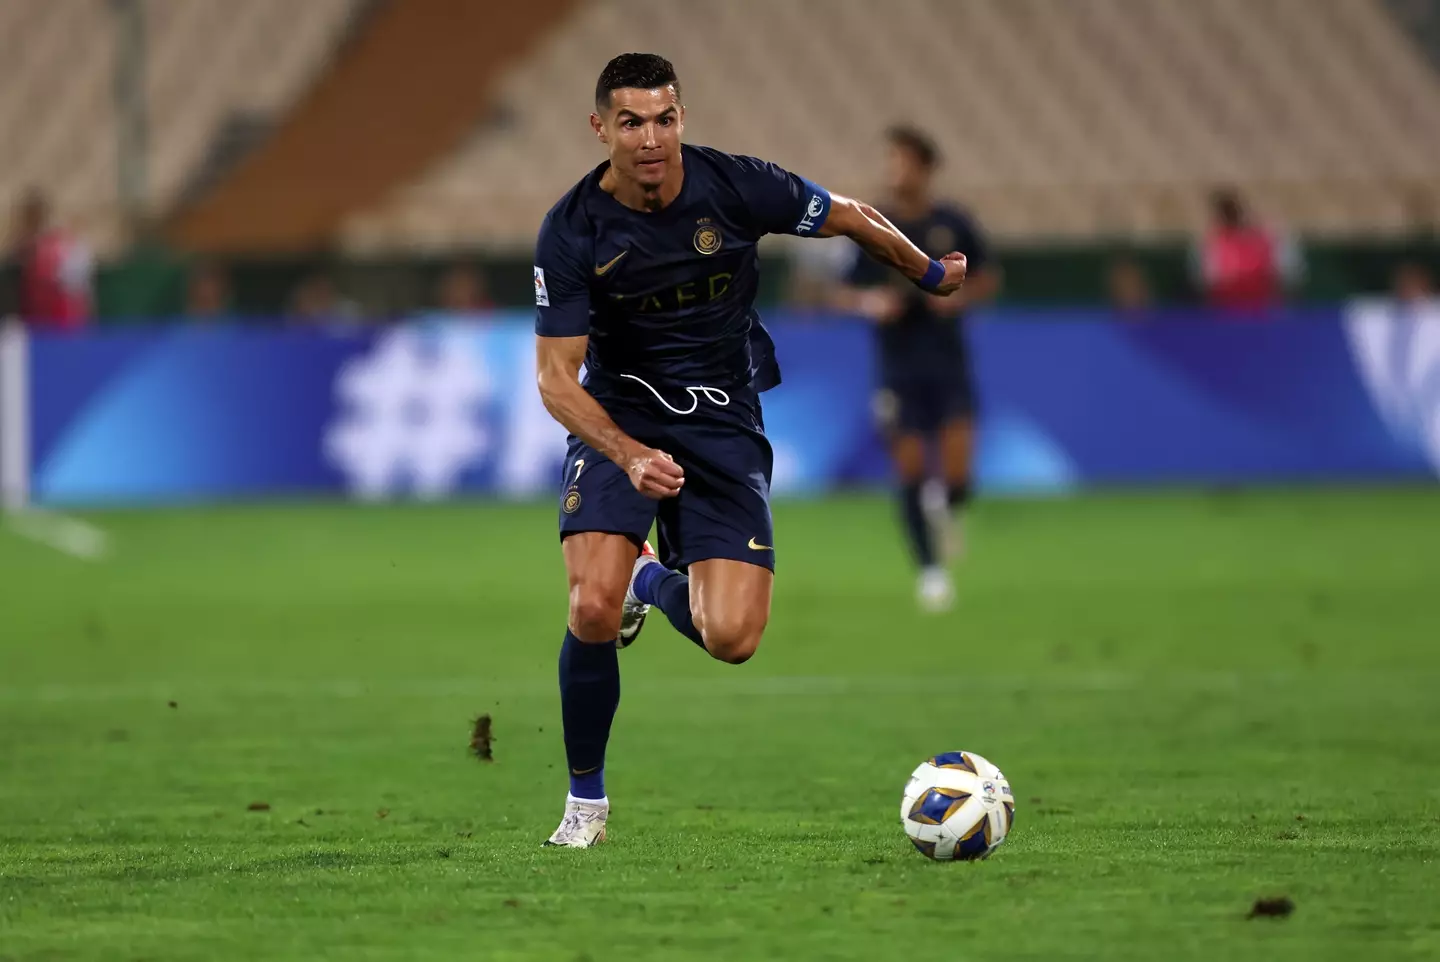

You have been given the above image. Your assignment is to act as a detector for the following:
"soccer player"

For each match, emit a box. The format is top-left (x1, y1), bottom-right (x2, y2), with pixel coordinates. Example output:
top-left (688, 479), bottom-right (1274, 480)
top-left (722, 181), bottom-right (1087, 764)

top-left (534, 54), bottom-right (966, 847)
top-left (835, 126), bottom-right (997, 612)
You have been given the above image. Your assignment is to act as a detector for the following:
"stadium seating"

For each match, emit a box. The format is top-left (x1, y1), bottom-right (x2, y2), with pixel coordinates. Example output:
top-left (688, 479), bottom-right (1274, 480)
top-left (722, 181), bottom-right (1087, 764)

top-left (340, 0), bottom-right (1440, 248)
top-left (5, 0), bottom-right (1439, 253)
top-left (1, 0), bottom-right (360, 254)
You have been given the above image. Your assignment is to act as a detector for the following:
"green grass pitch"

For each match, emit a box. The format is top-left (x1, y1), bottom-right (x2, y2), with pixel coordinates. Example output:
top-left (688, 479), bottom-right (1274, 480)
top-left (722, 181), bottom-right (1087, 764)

top-left (1, 489), bottom-right (1438, 961)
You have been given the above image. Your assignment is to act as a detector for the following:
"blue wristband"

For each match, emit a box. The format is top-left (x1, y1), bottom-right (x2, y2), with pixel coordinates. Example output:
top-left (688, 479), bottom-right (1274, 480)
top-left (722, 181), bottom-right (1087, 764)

top-left (918, 259), bottom-right (946, 292)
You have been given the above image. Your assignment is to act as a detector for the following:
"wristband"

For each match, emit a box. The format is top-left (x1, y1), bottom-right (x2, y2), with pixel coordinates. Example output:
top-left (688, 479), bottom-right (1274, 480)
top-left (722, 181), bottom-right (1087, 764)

top-left (917, 258), bottom-right (946, 292)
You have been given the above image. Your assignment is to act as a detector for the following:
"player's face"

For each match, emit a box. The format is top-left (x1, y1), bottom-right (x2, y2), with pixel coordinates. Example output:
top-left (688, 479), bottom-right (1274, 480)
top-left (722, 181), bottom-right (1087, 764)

top-left (591, 86), bottom-right (684, 188)
top-left (885, 144), bottom-right (930, 197)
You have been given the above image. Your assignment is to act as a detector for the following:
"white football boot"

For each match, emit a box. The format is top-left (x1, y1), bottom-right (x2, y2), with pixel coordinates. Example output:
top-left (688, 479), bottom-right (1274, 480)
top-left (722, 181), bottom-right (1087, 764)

top-left (543, 795), bottom-right (609, 848)
top-left (617, 540), bottom-right (658, 649)
top-left (917, 565), bottom-right (955, 613)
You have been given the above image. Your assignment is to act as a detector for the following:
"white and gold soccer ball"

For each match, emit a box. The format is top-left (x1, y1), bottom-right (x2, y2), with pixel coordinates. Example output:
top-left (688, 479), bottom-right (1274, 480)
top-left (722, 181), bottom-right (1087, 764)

top-left (901, 751), bottom-right (1014, 860)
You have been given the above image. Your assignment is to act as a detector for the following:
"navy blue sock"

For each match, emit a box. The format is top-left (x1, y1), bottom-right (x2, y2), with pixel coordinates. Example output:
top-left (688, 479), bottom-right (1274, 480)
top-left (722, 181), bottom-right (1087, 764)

top-left (900, 483), bottom-right (937, 568)
top-left (947, 481), bottom-right (972, 511)
top-left (632, 562), bottom-right (706, 649)
top-left (558, 629), bottom-right (618, 800)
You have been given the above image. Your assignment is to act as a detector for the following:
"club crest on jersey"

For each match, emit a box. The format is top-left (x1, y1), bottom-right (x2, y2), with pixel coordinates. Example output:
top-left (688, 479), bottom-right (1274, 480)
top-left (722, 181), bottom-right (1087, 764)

top-left (693, 222), bottom-right (722, 255)
top-left (562, 486), bottom-right (582, 514)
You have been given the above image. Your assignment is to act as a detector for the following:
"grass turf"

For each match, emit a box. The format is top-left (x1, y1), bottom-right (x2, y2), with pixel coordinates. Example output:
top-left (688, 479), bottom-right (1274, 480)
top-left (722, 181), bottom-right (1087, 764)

top-left (1, 489), bottom-right (1438, 961)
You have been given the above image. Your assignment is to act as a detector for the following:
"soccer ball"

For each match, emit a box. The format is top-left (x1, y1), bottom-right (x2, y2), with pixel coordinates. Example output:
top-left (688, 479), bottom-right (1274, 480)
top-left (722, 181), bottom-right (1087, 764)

top-left (901, 751), bottom-right (1014, 861)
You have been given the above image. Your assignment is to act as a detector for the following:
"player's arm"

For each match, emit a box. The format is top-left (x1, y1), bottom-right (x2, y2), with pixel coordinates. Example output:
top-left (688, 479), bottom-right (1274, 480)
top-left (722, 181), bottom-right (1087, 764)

top-left (533, 215), bottom-right (682, 499)
top-left (819, 195), bottom-right (967, 295)
top-left (534, 335), bottom-right (683, 499)
top-left (728, 156), bottom-right (964, 309)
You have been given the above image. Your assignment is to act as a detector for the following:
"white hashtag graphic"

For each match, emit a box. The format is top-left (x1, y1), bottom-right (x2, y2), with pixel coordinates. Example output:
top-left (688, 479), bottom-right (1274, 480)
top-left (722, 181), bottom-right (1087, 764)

top-left (324, 326), bottom-right (492, 499)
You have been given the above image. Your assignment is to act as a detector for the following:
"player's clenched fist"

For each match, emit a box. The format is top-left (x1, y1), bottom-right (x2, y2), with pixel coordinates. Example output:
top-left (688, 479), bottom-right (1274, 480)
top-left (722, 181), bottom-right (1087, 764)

top-left (933, 251), bottom-right (967, 295)
top-left (626, 447), bottom-right (685, 499)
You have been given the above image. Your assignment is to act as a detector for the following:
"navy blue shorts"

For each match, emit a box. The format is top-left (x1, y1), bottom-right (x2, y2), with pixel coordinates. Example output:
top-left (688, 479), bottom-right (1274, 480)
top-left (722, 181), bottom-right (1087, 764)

top-left (873, 367), bottom-right (977, 435)
top-left (557, 385), bottom-right (775, 572)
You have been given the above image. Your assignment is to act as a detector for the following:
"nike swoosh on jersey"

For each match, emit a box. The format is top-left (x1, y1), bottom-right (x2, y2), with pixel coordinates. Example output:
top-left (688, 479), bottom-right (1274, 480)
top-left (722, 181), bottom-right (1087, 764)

top-left (594, 251), bottom-right (629, 276)
top-left (747, 537), bottom-right (772, 551)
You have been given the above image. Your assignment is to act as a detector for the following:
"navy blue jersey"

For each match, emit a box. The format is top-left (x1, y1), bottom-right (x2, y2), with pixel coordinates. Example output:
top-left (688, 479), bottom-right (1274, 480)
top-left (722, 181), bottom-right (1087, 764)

top-left (534, 144), bottom-right (831, 402)
top-left (846, 202), bottom-right (987, 378)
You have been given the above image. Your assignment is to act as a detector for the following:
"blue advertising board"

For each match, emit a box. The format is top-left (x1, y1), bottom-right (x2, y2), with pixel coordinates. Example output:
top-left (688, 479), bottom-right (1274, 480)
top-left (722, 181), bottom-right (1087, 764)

top-left (19, 304), bottom-right (1440, 507)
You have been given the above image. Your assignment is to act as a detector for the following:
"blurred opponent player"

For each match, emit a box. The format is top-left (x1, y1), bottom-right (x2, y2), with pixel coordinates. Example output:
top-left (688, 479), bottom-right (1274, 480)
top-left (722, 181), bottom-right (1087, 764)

top-left (836, 126), bottom-right (997, 612)
top-left (534, 55), bottom-right (967, 846)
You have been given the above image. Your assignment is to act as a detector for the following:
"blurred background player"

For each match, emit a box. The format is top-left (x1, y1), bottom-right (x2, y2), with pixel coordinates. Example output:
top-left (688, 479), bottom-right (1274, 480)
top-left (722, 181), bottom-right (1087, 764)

top-left (836, 126), bottom-right (997, 612)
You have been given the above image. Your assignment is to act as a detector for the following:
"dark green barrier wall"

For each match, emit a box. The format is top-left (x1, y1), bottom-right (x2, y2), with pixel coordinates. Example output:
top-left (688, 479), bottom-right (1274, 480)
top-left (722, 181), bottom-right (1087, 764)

top-left (8, 235), bottom-right (1432, 322)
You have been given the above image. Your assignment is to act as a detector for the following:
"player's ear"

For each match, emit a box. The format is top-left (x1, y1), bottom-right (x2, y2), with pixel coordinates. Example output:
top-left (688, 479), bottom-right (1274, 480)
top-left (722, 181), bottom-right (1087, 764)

top-left (590, 112), bottom-right (607, 144)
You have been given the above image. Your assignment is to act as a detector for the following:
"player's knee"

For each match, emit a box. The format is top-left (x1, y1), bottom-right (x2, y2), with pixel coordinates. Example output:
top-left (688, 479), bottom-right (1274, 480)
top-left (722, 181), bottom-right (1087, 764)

top-left (699, 611), bottom-right (767, 665)
top-left (569, 582), bottom-right (624, 642)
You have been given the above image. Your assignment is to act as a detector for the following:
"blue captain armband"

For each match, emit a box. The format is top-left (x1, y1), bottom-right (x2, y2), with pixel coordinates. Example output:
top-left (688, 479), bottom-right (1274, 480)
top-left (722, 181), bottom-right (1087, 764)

top-left (917, 258), bottom-right (946, 292)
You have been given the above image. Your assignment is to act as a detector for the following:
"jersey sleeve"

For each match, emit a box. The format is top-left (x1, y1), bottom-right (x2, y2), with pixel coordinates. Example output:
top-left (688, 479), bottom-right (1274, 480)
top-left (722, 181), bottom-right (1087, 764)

top-left (730, 155), bottom-right (832, 237)
top-left (533, 214), bottom-right (592, 337)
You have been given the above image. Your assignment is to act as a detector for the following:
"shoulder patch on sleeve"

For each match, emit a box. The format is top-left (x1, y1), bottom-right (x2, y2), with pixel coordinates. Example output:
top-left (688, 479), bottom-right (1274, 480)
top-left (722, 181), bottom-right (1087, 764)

top-left (796, 189), bottom-right (830, 235)
top-left (533, 266), bottom-right (550, 306)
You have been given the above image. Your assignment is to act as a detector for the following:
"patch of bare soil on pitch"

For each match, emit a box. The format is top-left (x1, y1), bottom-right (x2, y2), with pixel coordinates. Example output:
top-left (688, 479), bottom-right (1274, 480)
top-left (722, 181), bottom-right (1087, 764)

top-left (1247, 896), bottom-right (1295, 919)
top-left (470, 713), bottom-right (495, 761)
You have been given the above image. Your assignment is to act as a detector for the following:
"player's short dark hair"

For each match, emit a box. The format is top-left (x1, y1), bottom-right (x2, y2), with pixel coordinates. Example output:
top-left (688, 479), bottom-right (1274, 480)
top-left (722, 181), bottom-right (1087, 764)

top-left (595, 53), bottom-right (681, 111)
top-left (886, 125), bottom-right (940, 170)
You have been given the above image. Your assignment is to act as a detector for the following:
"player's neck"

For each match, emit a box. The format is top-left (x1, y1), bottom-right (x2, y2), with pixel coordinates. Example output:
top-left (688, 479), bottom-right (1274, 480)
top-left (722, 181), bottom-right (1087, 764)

top-left (602, 160), bottom-right (684, 212)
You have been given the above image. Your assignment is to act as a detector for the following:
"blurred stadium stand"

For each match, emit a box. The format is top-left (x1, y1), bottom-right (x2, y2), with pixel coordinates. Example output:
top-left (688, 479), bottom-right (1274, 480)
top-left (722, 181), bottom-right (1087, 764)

top-left (339, 0), bottom-right (1440, 250)
top-left (3, 0), bottom-right (1440, 314)
top-left (1, 0), bottom-right (361, 256)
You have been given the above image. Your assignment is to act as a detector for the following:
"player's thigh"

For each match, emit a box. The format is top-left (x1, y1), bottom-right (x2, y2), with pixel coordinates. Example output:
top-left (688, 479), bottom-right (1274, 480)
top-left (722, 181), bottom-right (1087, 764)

top-left (876, 382), bottom-right (935, 482)
top-left (557, 437), bottom-right (657, 545)
top-left (688, 557), bottom-right (773, 664)
top-left (557, 439), bottom-right (656, 641)
top-left (935, 369), bottom-right (978, 481)
top-left (657, 427), bottom-right (774, 566)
